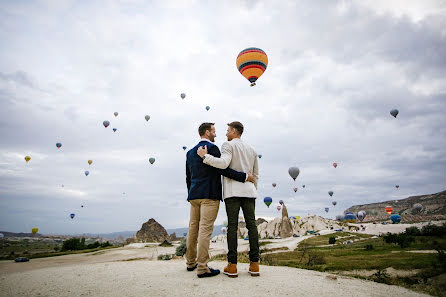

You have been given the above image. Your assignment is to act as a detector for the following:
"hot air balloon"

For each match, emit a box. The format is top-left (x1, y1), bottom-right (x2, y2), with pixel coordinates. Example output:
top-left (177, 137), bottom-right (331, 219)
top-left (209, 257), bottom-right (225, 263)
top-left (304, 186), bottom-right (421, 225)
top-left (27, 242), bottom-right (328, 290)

top-left (81, 205), bottom-right (84, 208)
top-left (114, 112), bottom-right (118, 117)
top-left (293, 187), bottom-right (298, 193)
top-left (279, 200), bottom-right (283, 205)
top-left (182, 146), bottom-right (187, 150)
top-left (56, 143), bottom-right (62, 149)
top-left (358, 210), bottom-right (367, 220)
top-left (205, 106), bottom-right (210, 111)
top-left (70, 213), bottom-right (75, 219)
top-left (103, 120), bottom-right (110, 128)
top-left (31, 228), bottom-right (38, 235)
top-left (336, 215), bottom-right (344, 221)
top-left (113, 128), bottom-right (117, 132)
top-left (258, 154), bottom-right (262, 159)
top-left (413, 203), bottom-right (423, 212)
top-left (236, 47), bottom-right (268, 86)
top-left (272, 183), bottom-right (277, 188)
top-left (333, 162), bottom-right (338, 168)
top-left (85, 171), bottom-right (89, 176)
top-left (181, 93), bottom-right (186, 99)
top-left (277, 205), bottom-right (281, 211)
top-left (390, 109), bottom-right (399, 118)
top-left (328, 191), bottom-right (334, 197)
top-left (295, 216), bottom-right (301, 220)
top-left (390, 214), bottom-right (401, 223)
top-left (221, 227), bottom-right (227, 235)
top-left (88, 160), bottom-right (93, 165)
top-left (149, 157), bottom-right (155, 164)
top-left (302, 185), bottom-right (305, 188)
top-left (264, 197), bottom-right (272, 208)
top-left (395, 185), bottom-right (399, 189)
top-left (145, 115), bottom-right (150, 121)
top-left (344, 212), bottom-right (357, 223)
top-left (288, 167), bottom-right (300, 181)
top-left (24, 156), bottom-right (31, 162)
top-left (325, 208), bottom-right (329, 213)
top-left (332, 201), bottom-right (337, 206)
top-left (385, 206), bottom-right (393, 215)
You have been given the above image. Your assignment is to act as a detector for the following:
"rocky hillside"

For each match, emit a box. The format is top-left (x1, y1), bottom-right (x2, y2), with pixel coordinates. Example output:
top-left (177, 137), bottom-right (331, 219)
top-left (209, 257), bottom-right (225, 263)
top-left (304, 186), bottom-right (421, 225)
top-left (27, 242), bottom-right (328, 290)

top-left (344, 190), bottom-right (446, 223)
top-left (126, 218), bottom-right (171, 244)
top-left (239, 215), bottom-right (343, 239)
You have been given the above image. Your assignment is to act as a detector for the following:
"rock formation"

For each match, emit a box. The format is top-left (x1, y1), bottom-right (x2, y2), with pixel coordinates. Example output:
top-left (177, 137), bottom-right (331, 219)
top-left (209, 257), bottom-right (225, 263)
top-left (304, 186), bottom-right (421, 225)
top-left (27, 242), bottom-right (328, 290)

top-left (280, 204), bottom-right (293, 238)
top-left (344, 190), bottom-right (446, 223)
top-left (126, 218), bottom-right (169, 243)
top-left (234, 215), bottom-right (342, 239)
top-left (256, 218), bottom-right (267, 226)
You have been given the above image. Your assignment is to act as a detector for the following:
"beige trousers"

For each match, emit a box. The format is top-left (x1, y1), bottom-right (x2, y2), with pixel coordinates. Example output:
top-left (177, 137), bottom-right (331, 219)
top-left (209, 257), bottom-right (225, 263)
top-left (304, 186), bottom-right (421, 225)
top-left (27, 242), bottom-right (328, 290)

top-left (185, 199), bottom-right (220, 274)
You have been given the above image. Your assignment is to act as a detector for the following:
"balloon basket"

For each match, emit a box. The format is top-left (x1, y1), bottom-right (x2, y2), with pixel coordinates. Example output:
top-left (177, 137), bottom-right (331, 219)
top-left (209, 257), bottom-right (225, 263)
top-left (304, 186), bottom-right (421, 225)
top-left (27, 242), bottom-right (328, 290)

top-left (250, 82), bottom-right (256, 87)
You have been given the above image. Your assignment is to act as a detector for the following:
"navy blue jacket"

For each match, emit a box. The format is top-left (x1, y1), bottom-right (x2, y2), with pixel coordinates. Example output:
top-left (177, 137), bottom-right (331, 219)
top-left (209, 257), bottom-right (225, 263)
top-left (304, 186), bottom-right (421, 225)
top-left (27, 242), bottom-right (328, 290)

top-left (186, 140), bottom-right (246, 201)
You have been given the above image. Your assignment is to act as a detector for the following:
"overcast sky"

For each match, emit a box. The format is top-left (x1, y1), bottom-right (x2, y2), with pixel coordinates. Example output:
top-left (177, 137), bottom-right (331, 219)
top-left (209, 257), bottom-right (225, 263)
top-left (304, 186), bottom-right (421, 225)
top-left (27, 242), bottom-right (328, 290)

top-left (1, 0), bottom-right (445, 234)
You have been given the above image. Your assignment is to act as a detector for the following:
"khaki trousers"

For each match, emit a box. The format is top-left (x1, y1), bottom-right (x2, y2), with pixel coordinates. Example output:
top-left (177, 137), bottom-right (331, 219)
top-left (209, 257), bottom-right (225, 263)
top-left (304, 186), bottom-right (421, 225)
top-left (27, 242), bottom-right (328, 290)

top-left (185, 199), bottom-right (220, 274)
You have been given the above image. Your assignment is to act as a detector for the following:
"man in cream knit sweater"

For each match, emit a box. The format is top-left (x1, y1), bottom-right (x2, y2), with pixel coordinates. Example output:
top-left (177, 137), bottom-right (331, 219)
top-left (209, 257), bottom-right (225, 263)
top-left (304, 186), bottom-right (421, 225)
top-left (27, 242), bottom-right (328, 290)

top-left (197, 121), bottom-right (260, 277)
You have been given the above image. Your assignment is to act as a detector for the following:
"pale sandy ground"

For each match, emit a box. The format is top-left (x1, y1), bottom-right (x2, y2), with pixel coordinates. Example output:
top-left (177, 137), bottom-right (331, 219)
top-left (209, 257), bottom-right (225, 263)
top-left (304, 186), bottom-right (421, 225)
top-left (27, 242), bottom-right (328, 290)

top-left (0, 259), bottom-right (429, 297)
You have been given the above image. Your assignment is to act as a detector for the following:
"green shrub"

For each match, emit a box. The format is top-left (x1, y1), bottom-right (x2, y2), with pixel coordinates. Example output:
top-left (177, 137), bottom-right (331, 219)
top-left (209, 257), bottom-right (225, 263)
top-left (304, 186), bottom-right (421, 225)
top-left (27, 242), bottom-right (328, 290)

top-left (61, 238), bottom-right (84, 251)
top-left (100, 241), bottom-right (112, 248)
top-left (421, 223), bottom-right (446, 236)
top-left (157, 254), bottom-right (172, 260)
top-left (307, 253), bottom-right (326, 266)
top-left (176, 239), bottom-right (187, 256)
top-left (405, 226), bottom-right (421, 236)
top-left (328, 237), bottom-right (336, 244)
top-left (87, 242), bottom-right (100, 249)
top-left (372, 269), bottom-right (391, 284)
top-left (383, 233), bottom-right (414, 248)
top-left (365, 244), bottom-right (374, 250)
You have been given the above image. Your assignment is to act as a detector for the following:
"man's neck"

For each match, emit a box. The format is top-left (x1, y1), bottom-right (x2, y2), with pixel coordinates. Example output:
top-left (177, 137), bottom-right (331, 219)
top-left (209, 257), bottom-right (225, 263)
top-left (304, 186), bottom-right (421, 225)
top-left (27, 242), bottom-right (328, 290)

top-left (201, 137), bottom-right (211, 141)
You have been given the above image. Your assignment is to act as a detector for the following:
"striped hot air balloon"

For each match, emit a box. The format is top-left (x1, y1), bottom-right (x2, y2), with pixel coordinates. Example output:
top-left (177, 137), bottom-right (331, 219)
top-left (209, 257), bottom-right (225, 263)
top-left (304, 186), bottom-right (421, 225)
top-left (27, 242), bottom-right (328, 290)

top-left (385, 206), bottom-right (393, 215)
top-left (236, 47), bottom-right (268, 86)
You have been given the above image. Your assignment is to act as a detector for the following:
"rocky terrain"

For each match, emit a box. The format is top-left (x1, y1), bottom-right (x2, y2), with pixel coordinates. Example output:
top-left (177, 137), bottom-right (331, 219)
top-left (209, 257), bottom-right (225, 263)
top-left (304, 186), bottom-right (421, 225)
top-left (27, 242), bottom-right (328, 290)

top-left (126, 218), bottom-right (173, 244)
top-left (344, 190), bottom-right (446, 223)
top-left (239, 214), bottom-right (343, 239)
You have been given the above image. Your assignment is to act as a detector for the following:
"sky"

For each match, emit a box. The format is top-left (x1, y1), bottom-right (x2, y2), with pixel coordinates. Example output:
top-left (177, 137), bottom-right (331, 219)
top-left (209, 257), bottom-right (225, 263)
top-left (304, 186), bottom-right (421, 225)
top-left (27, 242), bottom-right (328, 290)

top-left (0, 0), bottom-right (445, 234)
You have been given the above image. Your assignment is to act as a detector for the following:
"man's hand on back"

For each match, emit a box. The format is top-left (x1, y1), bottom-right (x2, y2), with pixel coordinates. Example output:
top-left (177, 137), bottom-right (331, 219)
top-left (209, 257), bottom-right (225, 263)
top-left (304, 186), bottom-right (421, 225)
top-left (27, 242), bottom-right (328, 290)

top-left (247, 172), bottom-right (255, 183)
top-left (197, 145), bottom-right (208, 158)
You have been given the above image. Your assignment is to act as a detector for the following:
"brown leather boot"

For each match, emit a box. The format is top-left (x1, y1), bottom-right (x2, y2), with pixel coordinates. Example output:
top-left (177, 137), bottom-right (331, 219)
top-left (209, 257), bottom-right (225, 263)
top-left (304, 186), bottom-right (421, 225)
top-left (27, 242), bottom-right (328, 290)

top-left (249, 261), bottom-right (260, 276)
top-left (223, 262), bottom-right (238, 278)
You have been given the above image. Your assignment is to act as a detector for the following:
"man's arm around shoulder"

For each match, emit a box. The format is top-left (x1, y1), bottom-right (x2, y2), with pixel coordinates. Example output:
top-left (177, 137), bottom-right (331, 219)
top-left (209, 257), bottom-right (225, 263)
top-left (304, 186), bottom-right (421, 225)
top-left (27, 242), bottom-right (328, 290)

top-left (207, 145), bottom-right (246, 183)
top-left (202, 141), bottom-right (232, 169)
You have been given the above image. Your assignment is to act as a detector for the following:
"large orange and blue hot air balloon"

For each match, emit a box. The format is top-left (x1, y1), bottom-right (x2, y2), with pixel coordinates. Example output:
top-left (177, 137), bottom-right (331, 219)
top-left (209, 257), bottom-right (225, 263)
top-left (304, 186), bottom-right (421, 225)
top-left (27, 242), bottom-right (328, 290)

top-left (236, 47), bottom-right (268, 86)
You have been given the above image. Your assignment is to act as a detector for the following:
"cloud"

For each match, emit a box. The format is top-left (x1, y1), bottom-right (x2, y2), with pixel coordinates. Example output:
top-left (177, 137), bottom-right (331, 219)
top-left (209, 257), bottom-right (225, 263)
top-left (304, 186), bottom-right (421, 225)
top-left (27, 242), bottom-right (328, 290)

top-left (0, 0), bottom-right (445, 234)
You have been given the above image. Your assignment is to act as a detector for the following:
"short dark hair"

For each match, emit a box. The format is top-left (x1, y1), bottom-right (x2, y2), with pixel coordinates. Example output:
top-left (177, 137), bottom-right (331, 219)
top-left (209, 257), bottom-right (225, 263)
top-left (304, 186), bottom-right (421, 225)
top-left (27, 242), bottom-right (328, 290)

top-left (227, 121), bottom-right (244, 135)
top-left (198, 122), bottom-right (214, 136)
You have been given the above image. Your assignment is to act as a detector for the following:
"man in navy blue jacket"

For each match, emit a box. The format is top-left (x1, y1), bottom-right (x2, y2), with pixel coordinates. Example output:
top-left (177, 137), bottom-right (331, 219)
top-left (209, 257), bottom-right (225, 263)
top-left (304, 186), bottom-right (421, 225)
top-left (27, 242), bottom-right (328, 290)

top-left (185, 122), bottom-right (254, 278)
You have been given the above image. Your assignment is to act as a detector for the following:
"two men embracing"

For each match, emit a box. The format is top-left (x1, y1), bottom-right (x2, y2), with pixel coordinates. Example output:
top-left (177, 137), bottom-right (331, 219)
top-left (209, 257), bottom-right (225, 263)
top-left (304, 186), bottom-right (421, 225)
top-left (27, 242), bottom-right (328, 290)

top-left (185, 121), bottom-right (260, 278)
